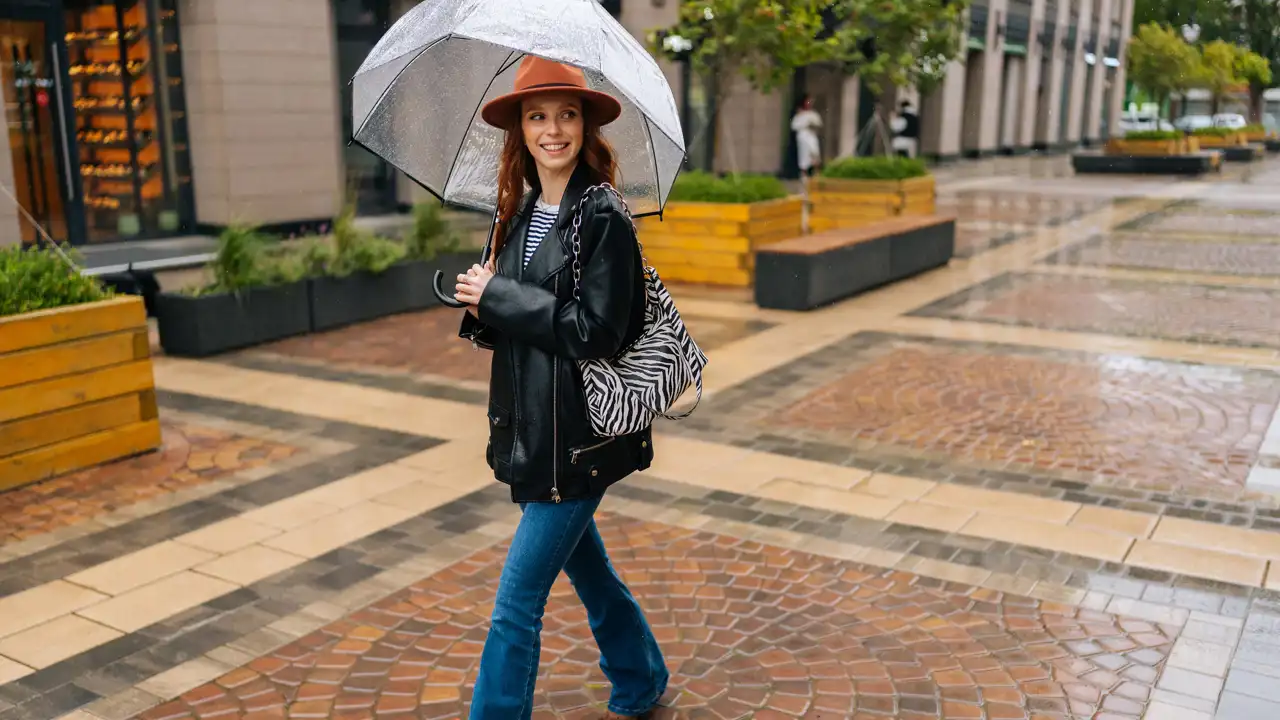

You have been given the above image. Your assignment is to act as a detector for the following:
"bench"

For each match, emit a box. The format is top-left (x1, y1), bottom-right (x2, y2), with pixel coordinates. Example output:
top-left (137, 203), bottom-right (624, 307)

top-left (755, 215), bottom-right (956, 311)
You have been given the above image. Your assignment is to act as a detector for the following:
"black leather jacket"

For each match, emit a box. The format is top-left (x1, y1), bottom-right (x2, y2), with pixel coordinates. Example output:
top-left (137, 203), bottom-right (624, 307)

top-left (459, 164), bottom-right (652, 503)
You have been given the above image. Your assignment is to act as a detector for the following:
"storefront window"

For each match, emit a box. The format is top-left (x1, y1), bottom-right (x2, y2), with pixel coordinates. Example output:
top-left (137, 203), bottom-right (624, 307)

top-left (64, 0), bottom-right (190, 241)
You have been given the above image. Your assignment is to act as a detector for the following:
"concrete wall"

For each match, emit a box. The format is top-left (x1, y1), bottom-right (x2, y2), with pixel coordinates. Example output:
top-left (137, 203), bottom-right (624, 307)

top-left (1064, 0), bottom-right (1092, 142)
top-left (177, 0), bottom-right (343, 228)
top-left (1035, 1), bottom-right (1071, 146)
top-left (714, 76), bottom-right (785, 173)
top-left (1017, 0), bottom-right (1047, 148)
top-left (1106, 0), bottom-right (1133, 137)
top-left (0, 126), bottom-right (17, 246)
top-left (1000, 56), bottom-right (1024, 148)
top-left (921, 58), bottom-right (968, 158)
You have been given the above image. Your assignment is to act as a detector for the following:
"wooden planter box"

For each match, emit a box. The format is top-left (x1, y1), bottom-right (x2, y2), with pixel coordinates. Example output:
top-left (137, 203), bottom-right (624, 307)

top-left (1105, 137), bottom-right (1200, 156)
top-left (1243, 130), bottom-right (1274, 143)
top-left (809, 175), bottom-right (936, 233)
top-left (1193, 133), bottom-right (1246, 149)
top-left (636, 197), bottom-right (803, 287)
top-left (0, 296), bottom-right (161, 491)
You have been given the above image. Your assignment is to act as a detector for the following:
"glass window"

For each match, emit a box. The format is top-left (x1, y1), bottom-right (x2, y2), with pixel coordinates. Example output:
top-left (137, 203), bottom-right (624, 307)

top-left (64, 0), bottom-right (190, 241)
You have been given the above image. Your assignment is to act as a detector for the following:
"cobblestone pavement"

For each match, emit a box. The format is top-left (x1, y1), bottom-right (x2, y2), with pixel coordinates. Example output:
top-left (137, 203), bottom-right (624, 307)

top-left (5, 157), bottom-right (1280, 720)
top-left (910, 273), bottom-right (1280, 349)
top-left (1044, 233), bottom-right (1280, 277)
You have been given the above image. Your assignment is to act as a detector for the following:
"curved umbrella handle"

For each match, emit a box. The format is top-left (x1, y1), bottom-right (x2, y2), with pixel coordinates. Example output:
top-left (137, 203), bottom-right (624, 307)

top-left (432, 270), bottom-right (469, 309)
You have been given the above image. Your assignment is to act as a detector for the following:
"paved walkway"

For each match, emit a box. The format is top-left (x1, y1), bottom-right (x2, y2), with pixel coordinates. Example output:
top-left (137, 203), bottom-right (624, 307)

top-left (4, 156), bottom-right (1280, 720)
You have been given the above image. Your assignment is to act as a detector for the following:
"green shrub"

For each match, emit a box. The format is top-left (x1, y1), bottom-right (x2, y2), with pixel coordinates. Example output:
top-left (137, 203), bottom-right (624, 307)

top-left (0, 244), bottom-right (108, 317)
top-left (667, 172), bottom-right (788, 203)
top-left (1190, 126), bottom-right (1237, 137)
top-left (327, 203), bottom-right (407, 276)
top-left (210, 225), bottom-right (270, 292)
top-left (1242, 124), bottom-right (1269, 134)
top-left (405, 202), bottom-right (460, 261)
top-left (1122, 130), bottom-right (1182, 140)
top-left (821, 155), bottom-right (929, 180)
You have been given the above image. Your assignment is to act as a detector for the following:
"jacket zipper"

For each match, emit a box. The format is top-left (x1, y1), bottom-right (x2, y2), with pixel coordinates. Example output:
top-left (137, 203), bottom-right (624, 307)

top-left (551, 273), bottom-right (562, 503)
top-left (571, 437), bottom-right (617, 464)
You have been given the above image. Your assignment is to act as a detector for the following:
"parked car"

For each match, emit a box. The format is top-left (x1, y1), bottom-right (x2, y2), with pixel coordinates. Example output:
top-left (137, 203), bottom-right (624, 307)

top-left (1118, 111), bottom-right (1174, 133)
top-left (1174, 114), bottom-right (1215, 132)
top-left (1213, 113), bottom-right (1248, 129)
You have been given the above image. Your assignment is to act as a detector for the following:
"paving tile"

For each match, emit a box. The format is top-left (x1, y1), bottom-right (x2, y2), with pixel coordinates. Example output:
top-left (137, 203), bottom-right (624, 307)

top-left (77, 572), bottom-right (239, 633)
top-left (261, 503), bottom-right (417, 559)
top-left (135, 513), bottom-right (1175, 720)
top-left (1154, 517), bottom-right (1280, 560)
top-left (1181, 619), bottom-right (1241, 645)
top-left (1154, 666), bottom-right (1224, 701)
top-left (960, 513), bottom-right (1132, 562)
top-left (854, 473), bottom-right (934, 500)
top-left (1105, 598), bottom-right (1191, 626)
top-left (135, 657), bottom-right (233, 702)
top-left (1150, 688), bottom-right (1218, 714)
top-left (174, 518), bottom-right (282, 555)
top-left (67, 542), bottom-right (217, 596)
top-left (1216, 691), bottom-right (1280, 719)
top-left (1126, 541), bottom-right (1267, 587)
top-left (885, 502), bottom-right (975, 533)
top-left (0, 581), bottom-right (109, 639)
top-left (194, 545), bottom-right (306, 586)
top-left (0, 656), bottom-right (32, 684)
top-left (754, 479), bottom-right (903, 520)
top-left (1167, 638), bottom-right (1234, 677)
top-left (1070, 505), bottom-right (1158, 538)
top-left (1144, 700), bottom-right (1213, 719)
top-left (921, 484), bottom-right (1080, 524)
top-left (0, 615), bottom-right (122, 669)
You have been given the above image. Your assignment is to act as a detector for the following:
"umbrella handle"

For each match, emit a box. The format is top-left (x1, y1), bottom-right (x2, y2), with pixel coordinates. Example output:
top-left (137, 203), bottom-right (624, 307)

top-left (432, 270), bottom-right (469, 309)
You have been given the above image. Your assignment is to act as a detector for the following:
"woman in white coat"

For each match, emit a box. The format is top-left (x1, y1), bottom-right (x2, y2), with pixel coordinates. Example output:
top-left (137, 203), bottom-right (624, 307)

top-left (791, 94), bottom-right (823, 177)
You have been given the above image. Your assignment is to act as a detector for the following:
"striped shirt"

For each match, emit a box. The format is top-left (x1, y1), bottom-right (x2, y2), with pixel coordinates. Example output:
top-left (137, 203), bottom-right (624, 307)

top-left (524, 199), bottom-right (559, 268)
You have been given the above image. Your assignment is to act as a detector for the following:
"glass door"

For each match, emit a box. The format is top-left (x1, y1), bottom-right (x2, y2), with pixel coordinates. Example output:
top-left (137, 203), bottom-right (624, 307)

top-left (1, 8), bottom-right (83, 246)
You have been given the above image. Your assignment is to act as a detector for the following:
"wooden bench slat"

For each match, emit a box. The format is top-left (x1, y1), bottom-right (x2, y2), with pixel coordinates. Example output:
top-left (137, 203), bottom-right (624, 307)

top-left (762, 214), bottom-right (958, 256)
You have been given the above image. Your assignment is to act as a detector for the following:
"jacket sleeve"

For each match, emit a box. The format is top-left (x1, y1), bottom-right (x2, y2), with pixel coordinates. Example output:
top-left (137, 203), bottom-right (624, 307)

top-left (476, 197), bottom-right (638, 360)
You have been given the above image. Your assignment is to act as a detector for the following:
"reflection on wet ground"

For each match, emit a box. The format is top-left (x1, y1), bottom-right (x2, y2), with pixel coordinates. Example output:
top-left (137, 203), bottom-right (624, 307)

top-left (2, 155), bottom-right (1280, 719)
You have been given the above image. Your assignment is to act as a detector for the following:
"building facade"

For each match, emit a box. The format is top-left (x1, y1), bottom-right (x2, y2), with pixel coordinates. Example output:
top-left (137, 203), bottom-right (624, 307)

top-left (0, 0), bottom-right (1132, 249)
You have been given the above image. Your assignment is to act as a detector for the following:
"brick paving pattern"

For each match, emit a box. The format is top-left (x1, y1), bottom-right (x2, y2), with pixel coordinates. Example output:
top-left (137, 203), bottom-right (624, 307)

top-left (258, 308), bottom-right (493, 383)
top-left (1045, 234), bottom-right (1280, 276)
top-left (953, 224), bottom-right (1027, 259)
top-left (135, 514), bottom-right (1176, 720)
top-left (253, 310), bottom-right (768, 386)
top-left (774, 342), bottom-right (1277, 491)
top-left (938, 192), bottom-right (1106, 227)
top-left (0, 422), bottom-right (297, 546)
top-left (1136, 209), bottom-right (1280, 239)
top-left (910, 272), bottom-right (1280, 349)
top-left (668, 332), bottom-right (1280, 511)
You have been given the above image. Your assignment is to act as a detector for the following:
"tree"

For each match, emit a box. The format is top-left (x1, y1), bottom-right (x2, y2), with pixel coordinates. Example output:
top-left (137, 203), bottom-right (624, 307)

top-left (649, 0), bottom-right (838, 169)
top-left (1239, 0), bottom-right (1280, 122)
top-left (1127, 23), bottom-right (1203, 119)
top-left (1198, 39), bottom-right (1243, 114)
top-left (1133, 0), bottom-right (1234, 44)
top-left (1235, 48), bottom-right (1273, 120)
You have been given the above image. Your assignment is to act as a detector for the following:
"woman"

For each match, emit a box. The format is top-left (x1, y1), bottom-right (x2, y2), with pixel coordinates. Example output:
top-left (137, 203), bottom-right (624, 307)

top-left (453, 56), bottom-right (669, 720)
top-left (790, 94), bottom-right (823, 177)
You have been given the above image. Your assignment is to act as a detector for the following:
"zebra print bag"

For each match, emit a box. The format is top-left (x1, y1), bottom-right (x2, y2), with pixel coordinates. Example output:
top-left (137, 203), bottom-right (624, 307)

top-left (568, 184), bottom-right (709, 437)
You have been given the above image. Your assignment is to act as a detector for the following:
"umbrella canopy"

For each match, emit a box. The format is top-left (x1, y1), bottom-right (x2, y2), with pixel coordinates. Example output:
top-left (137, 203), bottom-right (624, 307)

top-left (350, 0), bottom-right (685, 218)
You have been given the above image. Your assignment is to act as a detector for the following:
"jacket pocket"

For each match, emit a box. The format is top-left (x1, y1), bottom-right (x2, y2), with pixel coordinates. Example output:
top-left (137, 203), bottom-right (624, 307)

top-left (488, 405), bottom-right (513, 467)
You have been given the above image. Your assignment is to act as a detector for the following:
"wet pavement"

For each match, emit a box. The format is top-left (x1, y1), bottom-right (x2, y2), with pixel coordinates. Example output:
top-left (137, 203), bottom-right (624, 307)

top-left (3, 155), bottom-right (1280, 719)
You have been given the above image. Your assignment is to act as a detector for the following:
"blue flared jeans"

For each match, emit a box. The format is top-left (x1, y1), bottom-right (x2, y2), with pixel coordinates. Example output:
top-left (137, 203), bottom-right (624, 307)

top-left (469, 497), bottom-right (668, 719)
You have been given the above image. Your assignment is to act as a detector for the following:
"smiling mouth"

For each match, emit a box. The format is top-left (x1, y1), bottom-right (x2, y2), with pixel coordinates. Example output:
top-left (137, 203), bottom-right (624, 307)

top-left (541, 143), bottom-right (569, 154)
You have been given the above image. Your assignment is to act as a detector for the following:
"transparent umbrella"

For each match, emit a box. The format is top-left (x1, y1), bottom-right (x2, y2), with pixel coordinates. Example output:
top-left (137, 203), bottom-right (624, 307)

top-left (350, 0), bottom-right (685, 220)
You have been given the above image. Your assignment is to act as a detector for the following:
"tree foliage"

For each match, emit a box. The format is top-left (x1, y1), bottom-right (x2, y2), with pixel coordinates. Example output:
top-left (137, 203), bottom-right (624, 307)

top-left (827, 0), bottom-right (969, 97)
top-left (649, 0), bottom-right (836, 97)
top-left (1198, 39), bottom-right (1244, 113)
top-left (1133, 0), bottom-right (1235, 44)
top-left (1127, 23), bottom-right (1203, 117)
top-left (1235, 46), bottom-right (1273, 86)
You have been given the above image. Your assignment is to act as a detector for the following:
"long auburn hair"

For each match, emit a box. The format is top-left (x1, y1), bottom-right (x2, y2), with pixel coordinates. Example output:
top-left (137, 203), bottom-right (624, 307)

top-left (492, 103), bottom-right (620, 259)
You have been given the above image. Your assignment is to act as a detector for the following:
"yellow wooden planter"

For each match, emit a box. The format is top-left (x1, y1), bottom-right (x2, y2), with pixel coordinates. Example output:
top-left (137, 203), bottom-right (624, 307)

top-left (0, 296), bottom-right (162, 491)
top-left (1194, 133), bottom-right (1246, 149)
top-left (637, 197), bottom-right (803, 287)
top-left (808, 175), bottom-right (937, 233)
top-left (1243, 130), bottom-right (1275, 142)
top-left (1105, 137), bottom-right (1201, 156)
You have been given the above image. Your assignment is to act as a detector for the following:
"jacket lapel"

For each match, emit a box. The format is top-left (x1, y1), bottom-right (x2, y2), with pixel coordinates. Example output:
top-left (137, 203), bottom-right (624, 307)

top-left (523, 163), bottom-right (595, 286)
top-left (502, 191), bottom-right (537, 281)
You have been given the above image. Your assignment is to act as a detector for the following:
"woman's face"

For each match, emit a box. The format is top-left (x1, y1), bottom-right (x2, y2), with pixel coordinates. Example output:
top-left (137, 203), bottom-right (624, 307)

top-left (521, 93), bottom-right (584, 174)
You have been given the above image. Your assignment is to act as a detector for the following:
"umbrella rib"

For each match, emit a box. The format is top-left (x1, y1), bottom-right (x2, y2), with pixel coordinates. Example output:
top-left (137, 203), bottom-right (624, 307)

top-left (353, 34), bottom-right (449, 140)
top-left (642, 115), bottom-right (661, 208)
top-left (440, 47), bottom-right (523, 202)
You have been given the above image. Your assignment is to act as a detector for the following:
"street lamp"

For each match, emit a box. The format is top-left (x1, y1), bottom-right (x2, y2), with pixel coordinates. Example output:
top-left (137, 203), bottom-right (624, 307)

top-left (1181, 23), bottom-right (1201, 43)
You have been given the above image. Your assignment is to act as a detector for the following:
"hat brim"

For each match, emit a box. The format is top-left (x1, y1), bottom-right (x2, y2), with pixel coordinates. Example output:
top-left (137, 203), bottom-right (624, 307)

top-left (480, 85), bottom-right (623, 129)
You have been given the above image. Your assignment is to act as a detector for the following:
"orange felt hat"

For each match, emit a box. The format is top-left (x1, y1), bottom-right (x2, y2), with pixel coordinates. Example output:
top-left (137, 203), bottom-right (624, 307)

top-left (480, 55), bottom-right (622, 129)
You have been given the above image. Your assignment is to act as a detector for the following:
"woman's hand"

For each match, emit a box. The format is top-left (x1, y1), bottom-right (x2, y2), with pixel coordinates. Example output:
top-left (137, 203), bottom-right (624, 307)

top-left (455, 261), bottom-right (495, 314)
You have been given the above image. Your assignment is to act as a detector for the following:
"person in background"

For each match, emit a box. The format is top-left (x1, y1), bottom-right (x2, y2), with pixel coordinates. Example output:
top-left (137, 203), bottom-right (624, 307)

top-left (791, 94), bottom-right (824, 177)
top-left (892, 100), bottom-right (920, 158)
